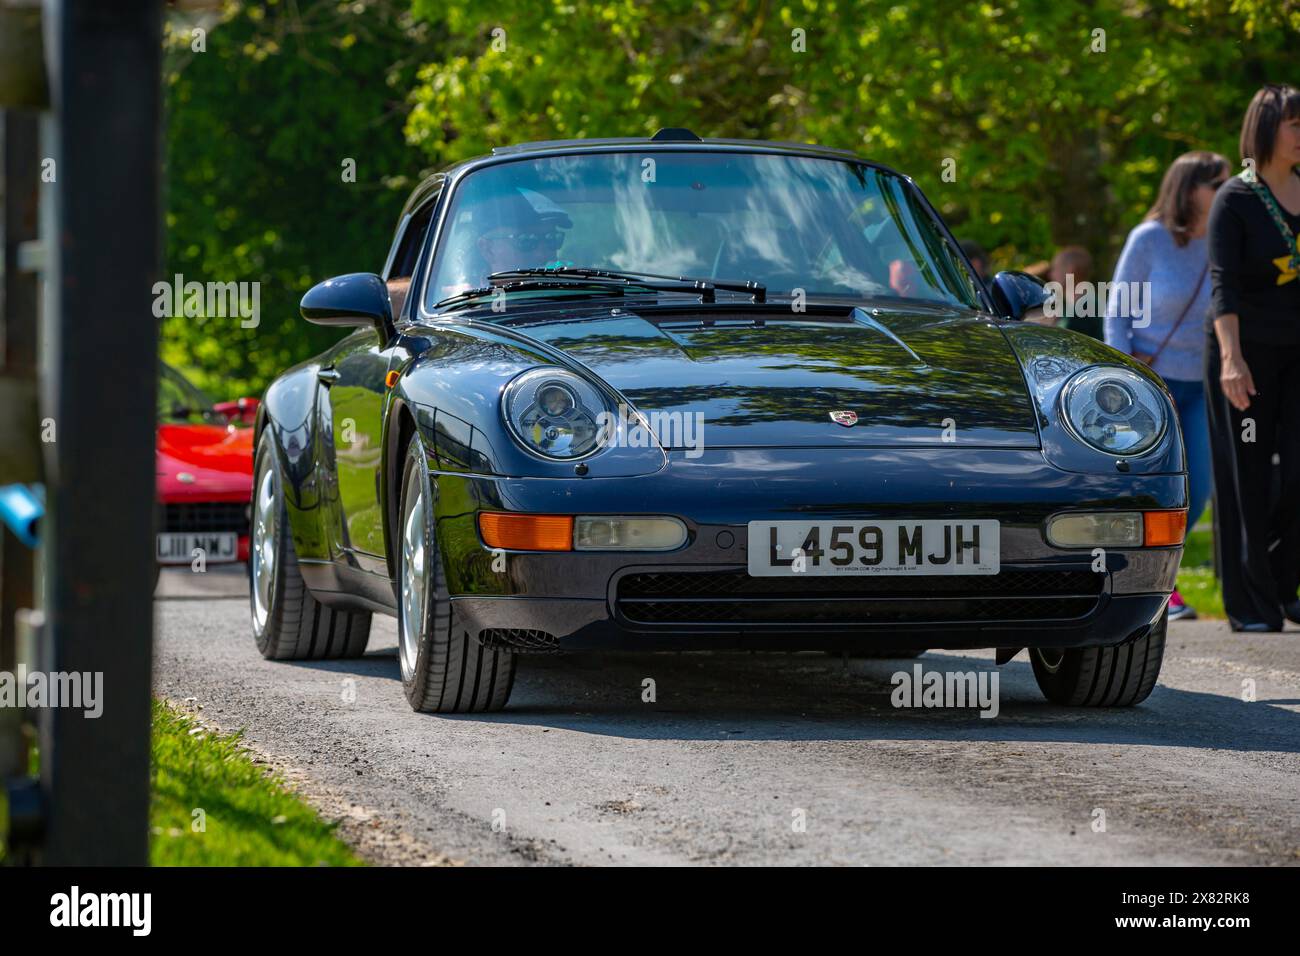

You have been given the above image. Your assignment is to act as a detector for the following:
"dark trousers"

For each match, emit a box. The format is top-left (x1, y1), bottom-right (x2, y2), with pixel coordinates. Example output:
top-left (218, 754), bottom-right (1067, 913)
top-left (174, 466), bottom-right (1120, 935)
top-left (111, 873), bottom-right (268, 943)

top-left (1205, 333), bottom-right (1300, 629)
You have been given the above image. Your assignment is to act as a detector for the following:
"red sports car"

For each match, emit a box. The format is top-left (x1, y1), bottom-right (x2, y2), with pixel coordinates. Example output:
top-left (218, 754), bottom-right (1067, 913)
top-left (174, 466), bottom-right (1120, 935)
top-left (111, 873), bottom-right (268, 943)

top-left (156, 363), bottom-right (257, 571)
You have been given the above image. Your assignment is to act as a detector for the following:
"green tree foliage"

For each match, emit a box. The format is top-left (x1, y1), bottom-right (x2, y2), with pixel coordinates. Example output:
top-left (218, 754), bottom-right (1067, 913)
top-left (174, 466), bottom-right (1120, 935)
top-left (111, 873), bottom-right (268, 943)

top-left (405, 0), bottom-right (1298, 273)
top-left (162, 0), bottom-right (442, 398)
top-left (163, 0), bottom-right (1297, 395)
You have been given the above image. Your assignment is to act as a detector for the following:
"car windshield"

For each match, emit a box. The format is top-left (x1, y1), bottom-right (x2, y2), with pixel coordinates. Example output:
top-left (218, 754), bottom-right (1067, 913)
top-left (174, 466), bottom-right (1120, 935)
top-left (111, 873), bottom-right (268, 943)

top-left (158, 363), bottom-right (222, 425)
top-left (425, 150), bottom-right (981, 312)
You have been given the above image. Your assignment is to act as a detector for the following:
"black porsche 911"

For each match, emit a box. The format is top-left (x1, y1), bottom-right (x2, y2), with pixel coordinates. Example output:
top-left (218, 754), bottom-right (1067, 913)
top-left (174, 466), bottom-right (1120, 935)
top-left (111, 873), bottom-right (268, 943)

top-left (250, 129), bottom-right (1187, 713)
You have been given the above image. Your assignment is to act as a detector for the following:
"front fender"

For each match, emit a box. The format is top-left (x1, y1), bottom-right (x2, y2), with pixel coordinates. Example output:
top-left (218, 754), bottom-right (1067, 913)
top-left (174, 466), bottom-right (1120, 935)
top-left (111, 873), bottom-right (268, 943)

top-left (1001, 323), bottom-right (1186, 482)
top-left (392, 321), bottom-right (667, 479)
top-left (260, 359), bottom-right (333, 562)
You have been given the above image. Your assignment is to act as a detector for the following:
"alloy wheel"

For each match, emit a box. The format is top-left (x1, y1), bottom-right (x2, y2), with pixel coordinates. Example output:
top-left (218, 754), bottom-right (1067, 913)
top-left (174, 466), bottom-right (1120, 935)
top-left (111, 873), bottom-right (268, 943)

top-left (250, 460), bottom-right (278, 632)
top-left (399, 464), bottom-right (428, 682)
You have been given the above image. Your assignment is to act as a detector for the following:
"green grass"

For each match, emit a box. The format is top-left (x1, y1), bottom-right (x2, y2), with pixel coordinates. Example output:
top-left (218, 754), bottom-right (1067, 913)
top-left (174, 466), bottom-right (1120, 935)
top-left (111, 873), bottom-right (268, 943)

top-left (150, 700), bottom-right (360, 866)
top-left (1175, 522), bottom-right (1224, 619)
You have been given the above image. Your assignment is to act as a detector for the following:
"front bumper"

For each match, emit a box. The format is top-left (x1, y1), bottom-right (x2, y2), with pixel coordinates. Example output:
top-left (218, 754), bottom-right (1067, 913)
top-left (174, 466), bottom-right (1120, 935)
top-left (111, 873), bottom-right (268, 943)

top-left (436, 447), bottom-right (1184, 652)
top-left (156, 497), bottom-right (252, 564)
top-left (453, 589), bottom-right (1172, 652)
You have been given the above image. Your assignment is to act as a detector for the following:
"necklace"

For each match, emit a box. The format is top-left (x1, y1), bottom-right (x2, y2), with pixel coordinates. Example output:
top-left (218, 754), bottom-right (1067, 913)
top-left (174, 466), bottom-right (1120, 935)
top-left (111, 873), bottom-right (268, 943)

top-left (1241, 170), bottom-right (1300, 285)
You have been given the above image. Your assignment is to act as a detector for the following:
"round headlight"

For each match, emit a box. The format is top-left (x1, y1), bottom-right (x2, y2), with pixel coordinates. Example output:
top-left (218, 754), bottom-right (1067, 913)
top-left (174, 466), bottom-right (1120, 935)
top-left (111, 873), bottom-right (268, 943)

top-left (537, 383), bottom-right (575, 417)
top-left (503, 368), bottom-right (609, 460)
top-left (1060, 366), bottom-right (1167, 456)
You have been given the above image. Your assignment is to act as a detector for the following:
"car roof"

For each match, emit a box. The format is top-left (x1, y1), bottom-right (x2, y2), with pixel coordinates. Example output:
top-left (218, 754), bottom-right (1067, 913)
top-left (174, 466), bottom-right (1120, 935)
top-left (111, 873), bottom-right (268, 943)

top-left (490, 131), bottom-right (860, 160)
top-left (398, 129), bottom-right (898, 218)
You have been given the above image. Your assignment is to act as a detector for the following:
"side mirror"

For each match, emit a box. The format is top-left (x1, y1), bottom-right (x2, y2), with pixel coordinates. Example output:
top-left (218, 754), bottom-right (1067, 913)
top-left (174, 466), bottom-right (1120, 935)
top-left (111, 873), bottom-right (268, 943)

top-left (300, 273), bottom-right (394, 338)
top-left (990, 270), bottom-right (1050, 321)
top-left (213, 397), bottom-right (259, 426)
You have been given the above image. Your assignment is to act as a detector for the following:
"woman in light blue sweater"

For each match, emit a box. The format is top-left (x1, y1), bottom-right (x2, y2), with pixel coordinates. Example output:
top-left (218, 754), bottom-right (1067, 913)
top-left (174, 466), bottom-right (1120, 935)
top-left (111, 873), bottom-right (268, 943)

top-left (1105, 151), bottom-right (1230, 620)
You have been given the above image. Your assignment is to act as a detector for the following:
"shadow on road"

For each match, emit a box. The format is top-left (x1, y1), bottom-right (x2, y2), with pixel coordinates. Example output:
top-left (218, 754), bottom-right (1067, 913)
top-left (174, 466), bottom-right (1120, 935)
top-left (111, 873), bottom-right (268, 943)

top-left (165, 563), bottom-right (1298, 754)
top-left (285, 646), bottom-right (1300, 754)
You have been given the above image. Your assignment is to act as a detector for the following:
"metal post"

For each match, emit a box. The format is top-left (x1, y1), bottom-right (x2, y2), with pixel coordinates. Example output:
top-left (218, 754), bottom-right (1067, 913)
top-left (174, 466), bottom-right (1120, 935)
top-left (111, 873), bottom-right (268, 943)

top-left (1, 109), bottom-right (41, 674)
top-left (36, 0), bottom-right (162, 865)
top-left (1, 84), bottom-right (45, 858)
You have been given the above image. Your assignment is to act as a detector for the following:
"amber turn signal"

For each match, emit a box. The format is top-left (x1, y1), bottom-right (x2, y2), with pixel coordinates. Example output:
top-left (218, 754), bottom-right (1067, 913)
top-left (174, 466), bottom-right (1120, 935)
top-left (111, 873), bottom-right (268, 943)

top-left (478, 513), bottom-right (574, 551)
top-left (1143, 510), bottom-right (1187, 547)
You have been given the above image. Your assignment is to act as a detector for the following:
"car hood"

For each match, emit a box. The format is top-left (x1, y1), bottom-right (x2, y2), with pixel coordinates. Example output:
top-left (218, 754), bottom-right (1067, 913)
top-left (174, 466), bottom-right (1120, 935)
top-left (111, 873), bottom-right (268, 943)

top-left (156, 423), bottom-right (254, 497)
top-left (523, 304), bottom-right (1040, 448)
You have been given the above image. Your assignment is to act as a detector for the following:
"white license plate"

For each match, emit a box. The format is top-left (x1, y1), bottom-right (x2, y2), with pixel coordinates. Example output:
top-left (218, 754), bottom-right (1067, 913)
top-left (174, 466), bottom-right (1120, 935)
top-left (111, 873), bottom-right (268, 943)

top-left (747, 519), bottom-right (1000, 576)
top-left (156, 532), bottom-right (239, 565)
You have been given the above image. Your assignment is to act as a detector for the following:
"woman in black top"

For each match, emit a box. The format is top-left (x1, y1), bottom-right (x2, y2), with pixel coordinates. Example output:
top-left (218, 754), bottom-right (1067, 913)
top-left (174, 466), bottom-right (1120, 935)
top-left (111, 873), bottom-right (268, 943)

top-left (1206, 83), bottom-right (1300, 631)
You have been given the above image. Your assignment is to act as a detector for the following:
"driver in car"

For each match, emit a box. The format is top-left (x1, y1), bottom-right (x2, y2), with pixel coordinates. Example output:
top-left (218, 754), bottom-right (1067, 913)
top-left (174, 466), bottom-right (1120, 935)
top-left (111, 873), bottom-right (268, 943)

top-left (440, 191), bottom-right (572, 298)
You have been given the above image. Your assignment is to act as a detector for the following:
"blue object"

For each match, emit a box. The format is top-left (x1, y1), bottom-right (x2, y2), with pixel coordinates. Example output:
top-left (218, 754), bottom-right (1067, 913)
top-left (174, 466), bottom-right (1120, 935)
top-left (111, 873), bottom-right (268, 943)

top-left (1163, 378), bottom-right (1211, 529)
top-left (1104, 220), bottom-right (1212, 383)
top-left (0, 484), bottom-right (43, 548)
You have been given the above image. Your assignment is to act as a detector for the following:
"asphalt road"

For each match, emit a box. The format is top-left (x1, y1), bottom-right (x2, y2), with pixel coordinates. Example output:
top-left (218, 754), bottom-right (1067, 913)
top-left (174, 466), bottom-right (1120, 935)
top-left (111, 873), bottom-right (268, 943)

top-left (154, 566), bottom-right (1300, 866)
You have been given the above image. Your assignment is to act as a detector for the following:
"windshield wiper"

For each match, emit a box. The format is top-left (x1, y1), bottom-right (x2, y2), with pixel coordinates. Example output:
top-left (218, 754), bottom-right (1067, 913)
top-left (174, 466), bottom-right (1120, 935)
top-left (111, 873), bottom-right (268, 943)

top-left (498, 266), bottom-right (767, 303)
top-left (432, 273), bottom-right (716, 312)
top-left (488, 269), bottom-right (723, 301)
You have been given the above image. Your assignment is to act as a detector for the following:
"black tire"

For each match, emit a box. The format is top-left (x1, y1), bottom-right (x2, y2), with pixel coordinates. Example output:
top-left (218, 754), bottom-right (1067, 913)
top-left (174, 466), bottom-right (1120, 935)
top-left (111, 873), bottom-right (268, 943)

top-left (250, 429), bottom-right (371, 660)
top-left (397, 432), bottom-right (515, 713)
top-left (1029, 609), bottom-right (1166, 706)
top-left (827, 648), bottom-right (926, 659)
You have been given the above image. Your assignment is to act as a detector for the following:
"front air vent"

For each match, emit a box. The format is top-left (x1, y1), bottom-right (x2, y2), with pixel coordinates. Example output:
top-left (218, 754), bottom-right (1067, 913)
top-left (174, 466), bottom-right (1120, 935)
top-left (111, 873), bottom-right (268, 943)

top-left (616, 568), bottom-right (1104, 627)
top-left (478, 628), bottom-right (560, 653)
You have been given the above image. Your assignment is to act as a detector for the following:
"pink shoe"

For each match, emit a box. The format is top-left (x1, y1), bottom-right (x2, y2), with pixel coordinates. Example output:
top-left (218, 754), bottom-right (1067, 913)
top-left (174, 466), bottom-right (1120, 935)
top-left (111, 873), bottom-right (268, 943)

top-left (1167, 589), bottom-right (1197, 621)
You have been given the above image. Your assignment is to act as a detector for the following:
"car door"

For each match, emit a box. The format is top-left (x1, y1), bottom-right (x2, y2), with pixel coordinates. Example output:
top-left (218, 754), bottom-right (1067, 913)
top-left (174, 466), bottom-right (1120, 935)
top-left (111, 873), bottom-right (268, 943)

top-left (323, 329), bottom-right (390, 557)
top-left (324, 198), bottom-right (438, 558)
